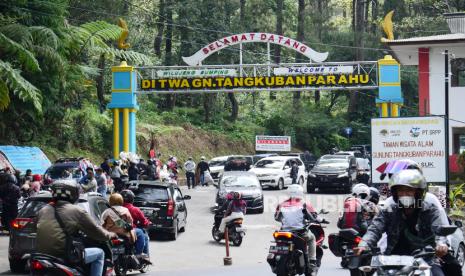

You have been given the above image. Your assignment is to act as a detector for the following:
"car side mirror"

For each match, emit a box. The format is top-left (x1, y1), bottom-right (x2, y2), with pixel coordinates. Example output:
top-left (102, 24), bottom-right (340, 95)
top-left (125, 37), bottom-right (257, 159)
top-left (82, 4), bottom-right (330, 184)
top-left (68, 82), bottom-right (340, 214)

top-left (183, 195), bottom-right (191, 200)
top-left (455, 220), bottom-right (463, 228)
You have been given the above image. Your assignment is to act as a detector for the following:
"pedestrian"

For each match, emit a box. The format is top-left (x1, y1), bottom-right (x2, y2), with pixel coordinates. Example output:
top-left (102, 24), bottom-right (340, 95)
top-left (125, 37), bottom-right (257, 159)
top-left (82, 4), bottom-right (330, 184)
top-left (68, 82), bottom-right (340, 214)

top-left (80, 167), bottom-right (97, 193)
top-left (0, 174), bottom-right (20, 233)
top-left (25, 169), bottom-right (33, 182)
top-left (95, 168), bottom-right (108, 198)
top-left (111, 161), bottom-right (124, 192)
top-left (100, 156), bottom-right (112, 175)
top-left (137, 159), bottom-right (148, 176)
top-left (184, 157), bottom-right (196, 189)
top-left (128, 162), bottom-right (139, 181)
top-left (197, 156), bottom-right (210, 187)
top-left (30, 174), bottom-right (42, 195)
top-left (290, 160), bottom-right (299, 184)
top-left (167, 156), bottom-right (179, 180)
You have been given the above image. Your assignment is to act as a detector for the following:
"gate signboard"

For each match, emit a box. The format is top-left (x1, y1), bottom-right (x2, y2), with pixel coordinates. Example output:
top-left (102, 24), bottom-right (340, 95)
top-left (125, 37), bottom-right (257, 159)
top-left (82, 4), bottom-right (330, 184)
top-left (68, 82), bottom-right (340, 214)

top-left (371, 116), bottom-right (446, 183)
top-left (256, 136), bottom-right (291, 152)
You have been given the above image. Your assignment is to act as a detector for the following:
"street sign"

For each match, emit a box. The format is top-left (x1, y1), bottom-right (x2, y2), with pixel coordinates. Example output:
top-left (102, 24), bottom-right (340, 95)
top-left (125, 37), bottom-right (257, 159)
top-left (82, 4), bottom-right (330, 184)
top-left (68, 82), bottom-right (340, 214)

top-left (371, 116), bottom-right (446, 183)
top-left (256, 136), bottom-right (291, 152)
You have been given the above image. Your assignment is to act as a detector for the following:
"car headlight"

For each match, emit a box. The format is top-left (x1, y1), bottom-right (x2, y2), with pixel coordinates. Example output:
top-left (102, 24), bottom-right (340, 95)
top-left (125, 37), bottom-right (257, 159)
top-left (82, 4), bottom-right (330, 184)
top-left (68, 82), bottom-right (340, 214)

top-left (338, 172), bottom-right (349, 178)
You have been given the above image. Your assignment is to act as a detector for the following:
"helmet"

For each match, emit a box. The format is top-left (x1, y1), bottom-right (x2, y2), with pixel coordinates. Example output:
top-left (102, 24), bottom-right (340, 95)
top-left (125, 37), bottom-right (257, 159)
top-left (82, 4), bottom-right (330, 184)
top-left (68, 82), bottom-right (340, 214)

top-left (121, 189), bottom-right (135, 204)
top-left (288, 184), bottom-right (304, 199)
top-left (233, 192), bottom-right (241, 200)
top-left (33, 174), bottom-right (42, 182)
top-left (109, 193), bottom-right (124, 206)
top-left (5, 174), bottom-right (17, 185)
top-left (369, 187), bottom-right (380, 204)
top-left (389, 170), bottom-right (427, 203)
top-left (51, 180), bottom-right (80, 203)
top-left (201, 156), bottom-right (206, 161)
top-left (352, 183), bottom-right (370, 200)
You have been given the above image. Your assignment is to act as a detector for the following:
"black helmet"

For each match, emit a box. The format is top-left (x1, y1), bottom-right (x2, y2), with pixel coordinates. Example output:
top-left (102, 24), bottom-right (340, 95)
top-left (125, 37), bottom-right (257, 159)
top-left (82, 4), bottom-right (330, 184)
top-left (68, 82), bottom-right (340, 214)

top-left (369, 187), bottom-right (380, 205)
top-left (5, 174), bottom-right (17, 185)
top-left (51, 180), bottom-right (80, 203)
top-left (121, 189), bottom-right (135, 204)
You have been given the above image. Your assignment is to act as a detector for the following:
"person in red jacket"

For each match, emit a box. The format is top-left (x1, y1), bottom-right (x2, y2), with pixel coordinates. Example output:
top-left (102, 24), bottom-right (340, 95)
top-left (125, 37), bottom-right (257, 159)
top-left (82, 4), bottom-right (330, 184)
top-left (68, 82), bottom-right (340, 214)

top-left (121, 190), bottom-right (150, 259)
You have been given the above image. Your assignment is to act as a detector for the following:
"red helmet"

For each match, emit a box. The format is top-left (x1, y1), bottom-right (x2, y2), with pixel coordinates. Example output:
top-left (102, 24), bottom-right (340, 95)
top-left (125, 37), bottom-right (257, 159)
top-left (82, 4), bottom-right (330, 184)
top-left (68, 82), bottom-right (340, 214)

top-left (33, 174), bottom-right (42, 182)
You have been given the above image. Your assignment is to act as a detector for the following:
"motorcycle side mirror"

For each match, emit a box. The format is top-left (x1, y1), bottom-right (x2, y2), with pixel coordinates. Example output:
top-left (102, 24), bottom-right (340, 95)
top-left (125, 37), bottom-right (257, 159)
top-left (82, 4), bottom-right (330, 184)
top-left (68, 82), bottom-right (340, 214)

top-left (319, 209), bottom-right (329, 215)
top-left (436, 225), bottom-right (457, 236)
top-left (183, 195), bottom-right (191, 200)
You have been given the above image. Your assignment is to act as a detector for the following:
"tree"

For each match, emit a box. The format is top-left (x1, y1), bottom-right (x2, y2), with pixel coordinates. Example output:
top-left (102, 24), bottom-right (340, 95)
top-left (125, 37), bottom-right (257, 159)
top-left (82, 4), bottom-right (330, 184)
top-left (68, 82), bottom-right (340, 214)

top-left (271, 0), bottom-right (284, 100)
top-left (293, 0), bottom-right (305, 106)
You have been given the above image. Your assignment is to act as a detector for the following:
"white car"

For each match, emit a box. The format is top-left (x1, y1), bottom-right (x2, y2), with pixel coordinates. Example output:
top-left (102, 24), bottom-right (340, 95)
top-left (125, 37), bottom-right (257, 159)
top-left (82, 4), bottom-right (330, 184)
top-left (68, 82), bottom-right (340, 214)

top-left (208, 156), bottom-right (230, 183)
top-left (249, 156), bottom-right (306, 189)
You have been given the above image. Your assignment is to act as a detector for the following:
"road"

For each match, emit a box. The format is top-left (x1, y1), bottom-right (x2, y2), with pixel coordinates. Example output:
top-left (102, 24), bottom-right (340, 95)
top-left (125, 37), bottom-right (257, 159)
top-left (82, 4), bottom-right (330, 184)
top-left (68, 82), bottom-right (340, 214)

top-left (0, 185), bottom-right (363, 276)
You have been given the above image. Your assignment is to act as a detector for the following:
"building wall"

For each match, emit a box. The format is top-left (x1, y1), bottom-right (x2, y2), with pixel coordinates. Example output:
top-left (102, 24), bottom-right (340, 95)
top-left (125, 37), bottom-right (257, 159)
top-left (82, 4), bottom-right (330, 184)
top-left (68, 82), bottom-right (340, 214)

top-left (429, 46), bottom-right (465, 153)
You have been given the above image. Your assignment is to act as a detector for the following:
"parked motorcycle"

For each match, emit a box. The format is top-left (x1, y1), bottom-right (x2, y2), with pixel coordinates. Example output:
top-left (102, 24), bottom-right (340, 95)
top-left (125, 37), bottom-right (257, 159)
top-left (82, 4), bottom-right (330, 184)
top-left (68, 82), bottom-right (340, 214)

top-left (111, 237), bottom-right (151, 276)
top-left (267, 209), bottom-right (329, 276)
top-left (211, 211), bottom-right (246, 246)
top-left (340, 225), bottom-right (458, 276)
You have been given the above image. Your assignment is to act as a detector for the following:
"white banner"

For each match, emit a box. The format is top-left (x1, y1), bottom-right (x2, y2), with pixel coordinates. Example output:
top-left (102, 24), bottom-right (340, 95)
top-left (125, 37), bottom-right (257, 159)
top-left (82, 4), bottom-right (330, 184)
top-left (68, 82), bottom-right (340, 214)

top-left (182, 33), bottom-right (328, 66)
top-left (371, 116), bottom-right (446, 183)
top-left (256, 136), bottom-right (291, 152)
top-left (274, 66), bottom-right (354, 75)
top-left (156, 69), bottom-right (237, 78)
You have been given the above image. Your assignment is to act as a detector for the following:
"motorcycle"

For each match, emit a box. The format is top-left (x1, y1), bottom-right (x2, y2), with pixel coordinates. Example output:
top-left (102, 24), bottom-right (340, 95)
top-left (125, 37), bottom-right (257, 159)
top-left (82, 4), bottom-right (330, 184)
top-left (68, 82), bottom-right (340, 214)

top-left (267, 209), bottom-right (329, 276)
top-left (328, 228), bottom-right (364, 269)
top-left (340, 225), bottom-right (458, 276)
top-left (211, 210), bottom-right (246, 246)
top-left (30, 240), bottom-right (114, 276)
top-left (111, 237), bottom-right (151, 276)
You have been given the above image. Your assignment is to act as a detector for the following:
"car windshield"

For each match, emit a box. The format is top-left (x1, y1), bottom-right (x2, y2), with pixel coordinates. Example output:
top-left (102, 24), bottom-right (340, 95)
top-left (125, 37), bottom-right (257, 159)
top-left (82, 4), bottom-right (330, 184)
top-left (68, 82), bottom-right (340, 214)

top-left (255, 159), bottom-right (284, 169)
top-left (317, 159), bottom-right (349, 166)
top-left (20, 200), bottom-right (50, 218)
top-left (47, 166), bottom-right (82, 179)
top-left (209, 159), bottom-right (227, 166)
top-left (221, 175), bottom-right (260, 188)
top-left (134, 186), bottom-right (169, 202)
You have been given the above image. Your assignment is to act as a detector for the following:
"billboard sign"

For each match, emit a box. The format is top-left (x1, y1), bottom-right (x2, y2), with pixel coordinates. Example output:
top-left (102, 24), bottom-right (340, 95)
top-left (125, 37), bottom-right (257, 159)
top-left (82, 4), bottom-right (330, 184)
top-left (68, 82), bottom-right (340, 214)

top-left (371, 116), bottom-right (446, 183)
top-left (273, 66), bottom-right (354, 75)
top-left (256, 136), bottom-right (291, 152)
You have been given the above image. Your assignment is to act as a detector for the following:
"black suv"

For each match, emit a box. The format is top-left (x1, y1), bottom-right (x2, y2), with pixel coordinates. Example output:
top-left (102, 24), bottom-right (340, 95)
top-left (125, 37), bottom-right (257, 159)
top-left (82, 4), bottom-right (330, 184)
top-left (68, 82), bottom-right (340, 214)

top-left (44, 157), bottom-right (89, 184)
top-left (307, 155), bottom-right (358, 193)
top-left (128, 180), bottom-right (191, 241)
top-left (8, 191), bottom-right (109, 273)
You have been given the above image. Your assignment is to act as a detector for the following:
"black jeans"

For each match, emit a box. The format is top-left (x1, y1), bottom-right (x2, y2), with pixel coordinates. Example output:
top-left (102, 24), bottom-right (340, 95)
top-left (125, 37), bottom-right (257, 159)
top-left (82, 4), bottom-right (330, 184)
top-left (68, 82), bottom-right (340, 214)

top-left (186, 172), bottom-right (195, 188)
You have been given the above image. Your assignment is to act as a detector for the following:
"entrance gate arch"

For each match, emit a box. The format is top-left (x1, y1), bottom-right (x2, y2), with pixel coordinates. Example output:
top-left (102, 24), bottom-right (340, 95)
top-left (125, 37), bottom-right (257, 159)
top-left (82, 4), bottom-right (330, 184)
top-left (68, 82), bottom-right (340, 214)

top-left (109, 33), bottom-right (403, 158)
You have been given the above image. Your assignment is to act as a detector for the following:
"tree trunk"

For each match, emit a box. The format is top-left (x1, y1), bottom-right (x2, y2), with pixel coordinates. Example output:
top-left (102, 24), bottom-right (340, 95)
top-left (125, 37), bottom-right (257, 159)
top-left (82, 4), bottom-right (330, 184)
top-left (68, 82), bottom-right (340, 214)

top-left (96, 53), bottom-right (106, 113)
top-left (271, 0), bottom-right (283, 100)
top-left (293, 0), bottom-right (305, 106)
top-left (203, 94), bottom-right (210, 123)
top-left (240, 0), bottom-right (246, 21)
top-left (154, 0), bottom-right (165, 57)
top-left (371, 0), bottom-right (378, 34)
top-left (227, 93), bottom-right (239, 121)
top-left (348, 0), bottom-right (365, 114)
top-left (164, 0), bottom-right (175, 110)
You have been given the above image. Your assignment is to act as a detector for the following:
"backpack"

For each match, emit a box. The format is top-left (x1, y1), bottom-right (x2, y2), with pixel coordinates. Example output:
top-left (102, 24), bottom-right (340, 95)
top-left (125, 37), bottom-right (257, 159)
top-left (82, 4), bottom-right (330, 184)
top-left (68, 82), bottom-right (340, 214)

top-left (337, 197), bottom-right (367, 234)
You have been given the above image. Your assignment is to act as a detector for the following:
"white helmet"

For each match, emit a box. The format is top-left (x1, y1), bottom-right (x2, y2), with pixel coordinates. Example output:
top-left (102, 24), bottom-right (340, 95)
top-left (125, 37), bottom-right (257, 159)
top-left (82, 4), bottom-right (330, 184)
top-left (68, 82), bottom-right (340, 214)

top-left (288, 184), bottom-right (304, 199)
top-left (351, 183), bottom-right (370, 200)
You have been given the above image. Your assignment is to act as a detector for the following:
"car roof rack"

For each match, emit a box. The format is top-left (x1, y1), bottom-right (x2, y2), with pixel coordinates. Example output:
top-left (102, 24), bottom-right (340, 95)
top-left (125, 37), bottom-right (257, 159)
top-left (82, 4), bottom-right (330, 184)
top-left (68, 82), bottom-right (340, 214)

top-left (55, 157), bottom-right (85, 163)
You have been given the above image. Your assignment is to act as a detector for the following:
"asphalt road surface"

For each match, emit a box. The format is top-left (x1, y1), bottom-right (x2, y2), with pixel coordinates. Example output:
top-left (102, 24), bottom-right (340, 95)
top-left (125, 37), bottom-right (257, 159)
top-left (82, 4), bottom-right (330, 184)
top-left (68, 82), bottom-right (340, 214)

top-left (0, 185), bottom-right (385, 275)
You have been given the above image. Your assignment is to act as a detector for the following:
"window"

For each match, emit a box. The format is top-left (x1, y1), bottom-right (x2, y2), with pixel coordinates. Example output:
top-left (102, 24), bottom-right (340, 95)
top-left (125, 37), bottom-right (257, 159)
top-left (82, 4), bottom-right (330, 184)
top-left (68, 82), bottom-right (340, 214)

top-left (451, 58), bottom-right (465, 87)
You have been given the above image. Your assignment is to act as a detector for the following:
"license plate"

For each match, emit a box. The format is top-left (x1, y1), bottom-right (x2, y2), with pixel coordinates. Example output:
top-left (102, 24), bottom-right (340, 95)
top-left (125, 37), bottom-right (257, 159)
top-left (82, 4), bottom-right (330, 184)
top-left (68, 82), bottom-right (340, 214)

top-left (112, 247), bottom-right (125, 254)
top-left (269, 245), bottom-right (289, 253)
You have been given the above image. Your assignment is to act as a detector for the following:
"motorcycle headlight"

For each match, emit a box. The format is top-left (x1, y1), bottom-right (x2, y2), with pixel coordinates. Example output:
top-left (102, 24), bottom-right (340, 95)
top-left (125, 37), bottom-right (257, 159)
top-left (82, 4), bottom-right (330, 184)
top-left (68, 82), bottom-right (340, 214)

top-left (338, 172), bottom-right (348, 178)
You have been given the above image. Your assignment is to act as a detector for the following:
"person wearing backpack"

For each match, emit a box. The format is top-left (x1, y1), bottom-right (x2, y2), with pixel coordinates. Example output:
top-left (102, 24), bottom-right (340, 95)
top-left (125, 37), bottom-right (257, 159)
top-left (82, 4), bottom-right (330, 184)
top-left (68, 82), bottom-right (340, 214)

top-left (36, 180), bottom-right (117, 276)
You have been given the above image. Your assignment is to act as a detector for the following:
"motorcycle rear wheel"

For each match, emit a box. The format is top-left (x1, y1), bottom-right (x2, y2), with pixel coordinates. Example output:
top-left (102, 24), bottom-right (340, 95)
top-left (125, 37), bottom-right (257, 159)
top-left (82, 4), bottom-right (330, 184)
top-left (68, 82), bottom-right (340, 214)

top-left (140, 263), bottom-right (149, 273)
top-left (231, 231), bottom-right (243, 246)
top-left (211, 226), bottom-right (222, 242)
top-left (276, 256), bottom-right (290, 276)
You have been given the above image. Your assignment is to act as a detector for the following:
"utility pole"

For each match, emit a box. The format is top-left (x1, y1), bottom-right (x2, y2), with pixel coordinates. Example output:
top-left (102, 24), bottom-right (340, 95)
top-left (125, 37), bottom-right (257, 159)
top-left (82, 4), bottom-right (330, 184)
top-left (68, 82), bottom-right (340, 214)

top-left (444, 50), bottom-right (450, 208)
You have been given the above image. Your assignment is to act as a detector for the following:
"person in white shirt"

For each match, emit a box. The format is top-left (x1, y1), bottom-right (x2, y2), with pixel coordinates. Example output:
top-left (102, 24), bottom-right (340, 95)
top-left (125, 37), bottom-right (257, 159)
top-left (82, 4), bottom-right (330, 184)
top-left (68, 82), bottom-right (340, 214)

top-left (184, 157), bottom-right (196, 189)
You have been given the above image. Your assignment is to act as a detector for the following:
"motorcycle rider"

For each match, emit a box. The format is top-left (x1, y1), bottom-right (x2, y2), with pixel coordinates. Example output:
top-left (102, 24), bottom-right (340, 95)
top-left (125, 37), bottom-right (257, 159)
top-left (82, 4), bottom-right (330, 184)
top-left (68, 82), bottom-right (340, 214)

top-left (121, 189), bottom-right (150, 259)
top-left (219, 191), bottom-right (246, 234)
top-left (275, 184), bottom-right (319, 275)
top-left (354, 169), bottom-right (460, 276)
top-left (36, 180), bottom-right (117, 276)
top-left (0, 174), bottom-right (20, 232)
top-left (101, 193), bottom-right (136, 243)
top-left (368, 187), bottom-right (380, 205)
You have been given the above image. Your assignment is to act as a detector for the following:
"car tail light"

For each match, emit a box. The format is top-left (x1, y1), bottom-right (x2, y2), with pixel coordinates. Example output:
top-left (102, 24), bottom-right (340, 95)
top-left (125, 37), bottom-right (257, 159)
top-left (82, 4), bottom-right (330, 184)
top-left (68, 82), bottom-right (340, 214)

top-left (354, 236), bottom-right (362, 244)
top-left (273, 231), bottom-right (293, 239)
top-left (11, 218), bottom-right (33, 230)
top-left (167, 199), bottom-right (174, 216)
top-left (31, 260), bottom-right (44, 271)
